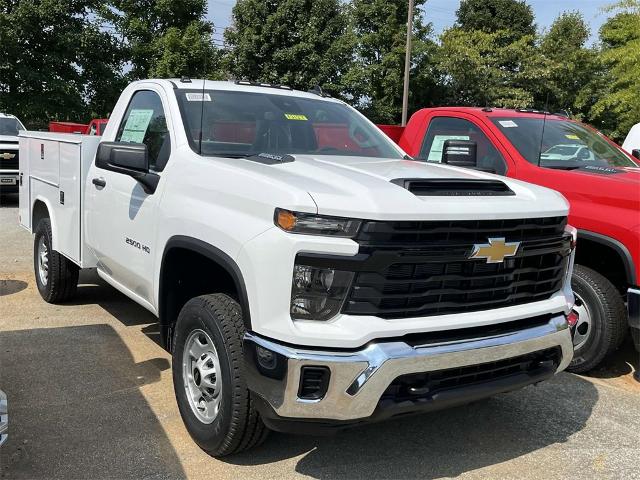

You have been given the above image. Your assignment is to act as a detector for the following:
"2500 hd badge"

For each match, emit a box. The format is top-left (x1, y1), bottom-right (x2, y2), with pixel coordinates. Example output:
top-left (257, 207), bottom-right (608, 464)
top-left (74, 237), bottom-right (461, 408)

top-left (125, 237), bottom-right (150, 254)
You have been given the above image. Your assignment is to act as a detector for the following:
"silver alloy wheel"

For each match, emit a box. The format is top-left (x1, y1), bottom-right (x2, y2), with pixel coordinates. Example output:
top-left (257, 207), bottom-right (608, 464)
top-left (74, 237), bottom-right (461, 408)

top-left (182, 329), bottom-right (223, 424)
top-left (572, 292), bottom-right (592, 350)
top-left (37, 236), bottom-right (49, 286)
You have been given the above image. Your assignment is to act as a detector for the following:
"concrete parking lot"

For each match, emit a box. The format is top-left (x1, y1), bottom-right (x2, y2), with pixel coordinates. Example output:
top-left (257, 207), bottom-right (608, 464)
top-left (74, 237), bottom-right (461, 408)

top-left (0, 193), bottom-right (639, 479)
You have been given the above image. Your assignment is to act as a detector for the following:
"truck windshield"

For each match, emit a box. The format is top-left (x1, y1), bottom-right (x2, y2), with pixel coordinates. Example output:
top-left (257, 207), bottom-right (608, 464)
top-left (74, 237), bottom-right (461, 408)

top-left (491, 117), bottom-right (637, 169)
top-left (0, 118), bottom-right (25, 136)
top-left (175, 89), bottom-right (403, 159)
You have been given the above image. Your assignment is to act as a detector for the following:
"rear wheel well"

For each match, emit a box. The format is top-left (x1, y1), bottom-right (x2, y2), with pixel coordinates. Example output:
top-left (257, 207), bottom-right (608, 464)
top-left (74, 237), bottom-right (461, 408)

top-left (159, 242), bottom-right (249, 351)
top-left (32, 200), bottom-right (49, 229)
top-left (575, 235), bottom-right (630, 294)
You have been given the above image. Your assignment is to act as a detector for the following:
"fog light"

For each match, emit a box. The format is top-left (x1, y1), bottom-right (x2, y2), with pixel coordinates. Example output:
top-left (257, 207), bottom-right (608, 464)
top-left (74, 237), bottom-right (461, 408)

top-left (256, 345), bottom-right (277, 370)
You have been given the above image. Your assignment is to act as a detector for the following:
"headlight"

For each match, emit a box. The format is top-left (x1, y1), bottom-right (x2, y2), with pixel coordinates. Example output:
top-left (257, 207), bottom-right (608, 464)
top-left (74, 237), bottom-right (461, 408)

top-left (291, 264), bottom-right (354, 320)
top-left (275, 208), bottom-right (361, 238)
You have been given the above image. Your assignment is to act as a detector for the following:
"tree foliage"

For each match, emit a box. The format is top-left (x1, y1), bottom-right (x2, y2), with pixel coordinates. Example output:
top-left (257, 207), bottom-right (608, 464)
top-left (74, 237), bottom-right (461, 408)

top-left (456, 0), bottom-right (536, 43)
top-left (99, 0), bottom-right (220, 80)
top-left (0, 0), bottom-right (123, 127)
top-left (224, 0), bottom-right (352, 93)
top-left (587, 1), bottom-right (640, 139)
top-left (343, 0), bottom-right (438, 123)
top-left (537, 12), bottom-right (599, 116)
top-left (436, 28), bottom-right (545, 108)
top-left (1, 0), bottom-right (638, 140)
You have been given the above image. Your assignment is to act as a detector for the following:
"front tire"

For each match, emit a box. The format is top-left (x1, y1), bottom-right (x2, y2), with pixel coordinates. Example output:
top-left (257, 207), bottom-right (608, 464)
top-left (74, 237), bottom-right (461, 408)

top-left (33, 218), bottom-right (79, 303)
top-left (172, 294), bottom-right (268, 456)
top-left (568, 265), bottom-right (627, 373)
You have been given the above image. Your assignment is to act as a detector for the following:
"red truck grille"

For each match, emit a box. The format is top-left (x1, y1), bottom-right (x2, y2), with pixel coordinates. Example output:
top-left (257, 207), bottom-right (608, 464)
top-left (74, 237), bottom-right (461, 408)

top-left (342, 216), bottom-right (570, 319)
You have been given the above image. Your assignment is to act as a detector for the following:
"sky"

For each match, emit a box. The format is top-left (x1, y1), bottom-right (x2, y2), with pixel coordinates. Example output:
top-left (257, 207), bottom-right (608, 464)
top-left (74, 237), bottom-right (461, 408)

top-left (206, 0), bottom-right (613, 46)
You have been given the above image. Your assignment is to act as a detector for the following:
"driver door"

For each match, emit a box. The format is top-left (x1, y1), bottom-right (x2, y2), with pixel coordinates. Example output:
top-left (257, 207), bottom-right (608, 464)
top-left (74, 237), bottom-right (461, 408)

top-left (86, 88), bottom-right (172, 307)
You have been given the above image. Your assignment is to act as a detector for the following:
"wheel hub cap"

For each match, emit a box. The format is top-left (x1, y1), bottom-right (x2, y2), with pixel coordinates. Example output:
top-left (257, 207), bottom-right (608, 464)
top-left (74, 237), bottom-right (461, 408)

top-left (572, 293), bottom-right (592, 350)
top-left (182, 329), bottom-right (222, 424)
top-left (37, 237), bottom-right (49, 286)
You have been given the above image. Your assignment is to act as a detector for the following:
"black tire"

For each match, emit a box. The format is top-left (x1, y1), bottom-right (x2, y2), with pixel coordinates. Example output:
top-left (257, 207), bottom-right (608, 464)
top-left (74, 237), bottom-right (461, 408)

top-left (631, 328), bottom-right (640, 353)
top-left (172, 294), bottom-right (268, 457)
top-left (33, 218), bottom-right (79, 303)
top-left (568, 265), bottom-right (627, 373)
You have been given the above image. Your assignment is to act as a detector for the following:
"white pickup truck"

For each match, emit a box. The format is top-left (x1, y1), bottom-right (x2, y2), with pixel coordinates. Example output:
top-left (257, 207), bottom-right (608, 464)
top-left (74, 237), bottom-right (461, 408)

top-left (19, 79), bottom-right (577, 456)
top-left (0, 113), bottom-right (25, 194)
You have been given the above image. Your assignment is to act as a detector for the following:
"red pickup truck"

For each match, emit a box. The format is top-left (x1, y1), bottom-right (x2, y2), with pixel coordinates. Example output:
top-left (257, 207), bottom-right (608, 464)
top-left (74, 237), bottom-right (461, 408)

top-left (379, 108), bottom-right (640, 372)
top-left (49, 118), bottom-right (109, 135)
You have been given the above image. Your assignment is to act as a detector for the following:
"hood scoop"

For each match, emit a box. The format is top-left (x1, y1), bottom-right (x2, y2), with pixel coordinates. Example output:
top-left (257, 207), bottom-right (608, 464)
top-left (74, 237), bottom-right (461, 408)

top-left (391, 178), bottom-right (515, 196)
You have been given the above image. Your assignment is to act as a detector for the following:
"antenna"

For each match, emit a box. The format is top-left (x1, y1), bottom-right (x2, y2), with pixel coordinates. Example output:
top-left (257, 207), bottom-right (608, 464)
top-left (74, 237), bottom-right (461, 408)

top-left (537, 92), bottom-right (550, 167)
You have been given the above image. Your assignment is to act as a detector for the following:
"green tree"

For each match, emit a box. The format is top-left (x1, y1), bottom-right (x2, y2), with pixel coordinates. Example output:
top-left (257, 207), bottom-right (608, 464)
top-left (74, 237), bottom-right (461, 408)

top-left (538, 12), bottom-right (599, 115)
top-left (100, 0), bottom-right (220, 80)
top-left (0, 0), bottom-right (122, 127)
top-left (456, 0), bottom-right (536, 43)
top-left (224, 0), bottom-right (352, 94)
top-left (436, 28), bottom-right (545, 108)
top-left (344, 0), bottom-right (439, 123)
top-left (586, 1), bottom-right (640, 140)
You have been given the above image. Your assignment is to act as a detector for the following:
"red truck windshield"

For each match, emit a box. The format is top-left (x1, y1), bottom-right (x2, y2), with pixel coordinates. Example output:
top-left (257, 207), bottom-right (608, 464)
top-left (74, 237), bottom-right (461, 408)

top-left (491, 117), bottom-right (637, 170)
top-left (175, 89), bottom-right (403, 160)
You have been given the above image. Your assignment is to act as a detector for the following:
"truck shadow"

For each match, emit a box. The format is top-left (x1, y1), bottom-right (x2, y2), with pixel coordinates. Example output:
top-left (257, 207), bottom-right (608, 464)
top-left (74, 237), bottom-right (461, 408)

top-left (226, 373), bottom-right (598, 479)
top-left (66, 269), bottom-right (164, 348)
top-left (0, 324), bottom-right (183, 479)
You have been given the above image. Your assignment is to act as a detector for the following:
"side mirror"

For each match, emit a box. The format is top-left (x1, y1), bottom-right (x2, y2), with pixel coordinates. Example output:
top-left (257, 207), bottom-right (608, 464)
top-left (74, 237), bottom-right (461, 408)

top-left (96, 142), bottom-right (159, 194)
top-left (632, 149), bottom-right (640, 160)
top-left (442, 139), bottom-right (478, 168)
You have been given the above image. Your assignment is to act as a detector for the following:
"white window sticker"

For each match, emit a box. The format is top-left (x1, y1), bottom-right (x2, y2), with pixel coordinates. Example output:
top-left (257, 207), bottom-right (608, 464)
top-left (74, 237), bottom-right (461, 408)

top-left (185, 92), bottom-right (211, 102)
top-left (499, 120), bottom-right (518, 128)
top-left (120, 109), bottom-right (154, 143)
top-left (428, 135), bottom-right (470, 162)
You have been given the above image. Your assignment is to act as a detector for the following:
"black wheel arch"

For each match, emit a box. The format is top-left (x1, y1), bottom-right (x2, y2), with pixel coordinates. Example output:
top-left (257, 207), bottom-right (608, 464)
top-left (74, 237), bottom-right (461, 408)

top-left (576, 229), bottom-right (636, 288)
top-left (158, 236), bottom-right (252, 349)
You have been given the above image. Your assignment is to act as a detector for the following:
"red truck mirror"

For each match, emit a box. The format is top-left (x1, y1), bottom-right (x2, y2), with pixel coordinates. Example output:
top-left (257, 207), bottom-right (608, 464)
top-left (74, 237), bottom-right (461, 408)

top-left (442, 139), bottom-right (478, 168)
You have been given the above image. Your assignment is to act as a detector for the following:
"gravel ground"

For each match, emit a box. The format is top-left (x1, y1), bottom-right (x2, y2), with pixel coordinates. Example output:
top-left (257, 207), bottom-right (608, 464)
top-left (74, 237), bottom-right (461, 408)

top-left (0, 193), bottom-right (639, 480)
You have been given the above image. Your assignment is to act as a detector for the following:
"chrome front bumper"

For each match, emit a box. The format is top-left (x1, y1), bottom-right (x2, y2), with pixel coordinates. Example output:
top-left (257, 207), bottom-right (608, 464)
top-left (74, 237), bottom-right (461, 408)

top-left (0, 389), bottom-right (7, 446)
top-left (244, 315), bottom-right (573, 422)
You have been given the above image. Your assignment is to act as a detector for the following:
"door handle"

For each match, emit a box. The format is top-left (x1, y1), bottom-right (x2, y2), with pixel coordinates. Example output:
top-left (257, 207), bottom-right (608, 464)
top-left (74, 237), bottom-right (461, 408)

top-left (92, 177), bottom-right (106, 188)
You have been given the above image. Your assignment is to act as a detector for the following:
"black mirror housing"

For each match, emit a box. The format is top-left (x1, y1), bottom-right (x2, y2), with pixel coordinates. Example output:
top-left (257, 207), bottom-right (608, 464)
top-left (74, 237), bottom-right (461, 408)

top-left (96, 142), bottom-right (148, 171)
top-left (632, 149), bottom-right (640, 160)
top-left (95, 142), bottom-right (159, 194)
top-left (442, 139), bottom-right (478, 168)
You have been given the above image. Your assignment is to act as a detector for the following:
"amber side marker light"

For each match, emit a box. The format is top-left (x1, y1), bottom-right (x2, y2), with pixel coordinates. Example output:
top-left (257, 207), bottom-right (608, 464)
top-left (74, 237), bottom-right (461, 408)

top-left (276, 209), bottom-right (297, 231)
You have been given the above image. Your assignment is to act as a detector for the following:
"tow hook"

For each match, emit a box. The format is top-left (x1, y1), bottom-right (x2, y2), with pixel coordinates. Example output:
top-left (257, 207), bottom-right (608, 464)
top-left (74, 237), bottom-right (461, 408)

top-left (567, 310), bottom-right (579, 340)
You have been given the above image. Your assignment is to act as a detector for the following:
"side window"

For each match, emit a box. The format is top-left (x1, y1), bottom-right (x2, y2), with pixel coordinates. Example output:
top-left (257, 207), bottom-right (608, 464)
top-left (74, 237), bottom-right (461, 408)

top-left (115, 90), bottom-right (171, 171)
top-left (419, 117), bottom-right (507, 175)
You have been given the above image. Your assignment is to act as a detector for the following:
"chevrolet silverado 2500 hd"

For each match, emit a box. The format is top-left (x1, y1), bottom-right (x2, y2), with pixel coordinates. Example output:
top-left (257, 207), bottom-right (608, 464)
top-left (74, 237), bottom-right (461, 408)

top-left (379, 108), bottom-right (640, 369)
top-left (0, 113), bottom-right (25, 194)
top-left (19, 79), bottom-right (576, 456)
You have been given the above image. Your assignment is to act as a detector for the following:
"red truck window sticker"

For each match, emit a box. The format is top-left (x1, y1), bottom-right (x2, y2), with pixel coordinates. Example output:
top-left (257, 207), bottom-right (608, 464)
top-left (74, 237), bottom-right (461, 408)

top-left (120, 109), bottom-right (154, 143)
top-left (498, 120), bottom-right (518, 128)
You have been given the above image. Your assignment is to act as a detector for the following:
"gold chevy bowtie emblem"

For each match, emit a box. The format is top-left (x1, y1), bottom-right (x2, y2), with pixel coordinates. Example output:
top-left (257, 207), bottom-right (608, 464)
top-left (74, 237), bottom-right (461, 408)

top-left (0, 153), bottom-right (15, 160)
top-left (470, 237), bottom-right (520, 263)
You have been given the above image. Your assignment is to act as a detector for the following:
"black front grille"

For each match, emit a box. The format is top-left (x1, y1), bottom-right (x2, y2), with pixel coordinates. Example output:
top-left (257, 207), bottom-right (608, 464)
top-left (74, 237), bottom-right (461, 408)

top-left (380, 347), bottom-right (560, 404)
top-left (0, 149), bottom-right (19, 170)
top-left (343, 216), bottom-right (570, 319)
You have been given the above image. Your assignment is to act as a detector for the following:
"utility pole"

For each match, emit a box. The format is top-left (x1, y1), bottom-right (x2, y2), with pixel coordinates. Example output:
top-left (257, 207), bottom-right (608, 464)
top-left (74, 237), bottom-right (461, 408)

top-left (401, 0), bottom-right (415, 126)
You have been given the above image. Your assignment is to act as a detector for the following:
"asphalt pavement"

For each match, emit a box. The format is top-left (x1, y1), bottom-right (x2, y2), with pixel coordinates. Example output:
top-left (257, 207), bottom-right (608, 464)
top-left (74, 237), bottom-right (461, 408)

top-left (0, 193), bottom-right (639, 479)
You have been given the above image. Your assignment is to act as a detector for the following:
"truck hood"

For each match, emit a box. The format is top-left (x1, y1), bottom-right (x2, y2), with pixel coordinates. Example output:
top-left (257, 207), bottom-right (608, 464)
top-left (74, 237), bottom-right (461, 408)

top-left (554, 165), bottom-right (640, 211)
top-left (0, 134), bottom-right (19, 146)
top-left (266, 155), bottom-right (569, 220)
